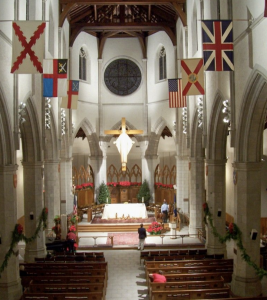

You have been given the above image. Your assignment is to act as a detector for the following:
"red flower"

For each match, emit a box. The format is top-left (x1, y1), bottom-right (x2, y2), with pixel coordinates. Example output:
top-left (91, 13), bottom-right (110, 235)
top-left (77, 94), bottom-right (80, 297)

top-left (228, 223), bottom-right (234, 234)
top-left (119, 181), bottom-right (131, 187)
top-left (69, 225), bottom-right (76, 232)
top-left (203, 203), bottom-right (207, 210)
top-left (74, 243), bottom-right (78, 249)
top-left (45, 208), bottom-right (48, 214)
top-left (17, 224), bottom-right (23, 235)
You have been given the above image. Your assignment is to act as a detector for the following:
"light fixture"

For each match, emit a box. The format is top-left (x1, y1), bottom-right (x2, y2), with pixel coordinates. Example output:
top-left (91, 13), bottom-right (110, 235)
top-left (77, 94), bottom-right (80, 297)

top-left (61, 109), bottom-right (66, 136)
top-left (222, 99), bottom-right (231, 124)
top-left (182, 107), bottom-right (187, 134)
top-left (104, 118), bottom-right (143, 171)
top-left (18, 102), bottom-right (26, 125)
top-left (197, 97), bottom-right (203, 128)
top-left (45, 98), bottom-right (51, 129)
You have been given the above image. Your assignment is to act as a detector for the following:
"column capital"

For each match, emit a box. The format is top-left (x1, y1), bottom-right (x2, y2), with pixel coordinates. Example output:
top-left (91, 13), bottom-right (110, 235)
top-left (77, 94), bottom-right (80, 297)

top-left (205, 159), bottom-right (227, 166)
top-left (21, 161), bottom-right (44, 168)
top-left (232, 161), bottom-right (262, 171)
top-left (0, 164), bottom-right (18, 173)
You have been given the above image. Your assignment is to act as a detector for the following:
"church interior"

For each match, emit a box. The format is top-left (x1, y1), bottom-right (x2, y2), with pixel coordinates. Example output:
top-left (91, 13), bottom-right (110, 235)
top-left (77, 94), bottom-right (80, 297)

top-left (1, 0), bottom-right (267, 299)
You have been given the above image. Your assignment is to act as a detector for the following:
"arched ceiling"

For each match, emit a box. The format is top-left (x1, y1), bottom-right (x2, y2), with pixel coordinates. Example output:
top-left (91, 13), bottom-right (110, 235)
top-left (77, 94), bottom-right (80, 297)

top-left (59, 0), bottom-right (187, 58)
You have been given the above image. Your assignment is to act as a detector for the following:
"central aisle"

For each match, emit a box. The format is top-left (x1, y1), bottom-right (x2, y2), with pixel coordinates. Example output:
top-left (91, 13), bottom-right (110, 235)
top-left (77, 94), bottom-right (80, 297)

top-left (104, 249), bottom-right (148, 300)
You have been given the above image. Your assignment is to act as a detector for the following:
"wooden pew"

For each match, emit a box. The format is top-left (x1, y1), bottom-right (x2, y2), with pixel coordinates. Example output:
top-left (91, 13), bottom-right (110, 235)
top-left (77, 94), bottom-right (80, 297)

top-left (151, 287), bottom-right (230, 300)
top-left (29, 275), bottom-right (106, 284)
top-left (21, 269), bottom-right (107, 289)
top-left (145, 265), bottom-right (233, 283)
top-left (20, 262), bottom-right (107, 270)
top-left (161, 272), bottom-right (232, 283)
top-left (142, 255), bottom-right (206, 264)
top-left (28, 282), bottom-right (105, 296)
top-left (145, 258), bottom-right (233, 269)
top-left (21, 292), bottom-right (103, 300)
top-left (148, 277), bottom-right (225, 300)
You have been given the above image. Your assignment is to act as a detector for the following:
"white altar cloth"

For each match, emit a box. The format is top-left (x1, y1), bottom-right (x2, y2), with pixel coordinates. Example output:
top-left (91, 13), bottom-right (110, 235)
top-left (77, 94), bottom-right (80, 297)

top-left (102, 203), bottom-right (148, 219)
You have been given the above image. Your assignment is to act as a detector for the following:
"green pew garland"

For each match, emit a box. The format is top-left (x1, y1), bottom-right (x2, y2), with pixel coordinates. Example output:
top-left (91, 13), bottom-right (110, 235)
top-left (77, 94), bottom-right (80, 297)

top-left (203, 202), bottom-right (267, 279)
top-left (0, 207), bottom-right (48, 277)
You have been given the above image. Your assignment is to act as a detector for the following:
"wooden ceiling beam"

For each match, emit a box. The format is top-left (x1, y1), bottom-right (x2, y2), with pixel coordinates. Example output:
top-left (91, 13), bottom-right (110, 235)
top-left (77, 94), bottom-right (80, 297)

top-left (59, 3), bottom-right (76, 27)
top-left (171, 2), bottom-right (187, 26)
top-left (99, 31), bottom-right (120, 58)
top-left (70, 22), bottom-right (175, 30)
top-left (60, 0), bottom-right (186, 4)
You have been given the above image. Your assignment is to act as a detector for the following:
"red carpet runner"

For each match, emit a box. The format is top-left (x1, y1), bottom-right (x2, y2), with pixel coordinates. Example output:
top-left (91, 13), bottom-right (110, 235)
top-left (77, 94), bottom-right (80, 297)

top-left (91, 216), bottom-right (156, 224)
top-left (106, 233), bottom-right (139, 245)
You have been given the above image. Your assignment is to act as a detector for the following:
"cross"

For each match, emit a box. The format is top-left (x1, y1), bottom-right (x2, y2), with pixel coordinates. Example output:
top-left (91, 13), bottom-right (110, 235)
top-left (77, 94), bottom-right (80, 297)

top-left (104, 118), bottom-right (143, 171)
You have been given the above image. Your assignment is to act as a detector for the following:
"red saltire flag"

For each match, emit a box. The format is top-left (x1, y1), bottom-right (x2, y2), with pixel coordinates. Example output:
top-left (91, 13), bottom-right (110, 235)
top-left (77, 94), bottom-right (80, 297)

top-left (73, 194), bottom-right (77, 215)
top-left (265, 0), bottom-right (267, 17)
top-left (181, 58), bottom-right (204, 96)
top-left (201, 20), bottom-right (234, 71)
top-left (11, 21), bottom-right (46, 74)
top-left (43, 59), bottom-right (68, 97)
top-left (61, 80), bottom-right (79, 109)
top-left (168, 79), bottom-right (186, 108)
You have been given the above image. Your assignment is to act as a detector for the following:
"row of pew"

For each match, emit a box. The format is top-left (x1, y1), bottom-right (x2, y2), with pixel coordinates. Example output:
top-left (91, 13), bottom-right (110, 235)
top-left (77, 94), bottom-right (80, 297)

top-left (35, 251), bottom-right (105, 263)
top-left (140, 249), bottom-right (225, 265)
top-left (19, 252), bottom-right (108, 300)
top-left (144, 256), bottom-right (233, 300)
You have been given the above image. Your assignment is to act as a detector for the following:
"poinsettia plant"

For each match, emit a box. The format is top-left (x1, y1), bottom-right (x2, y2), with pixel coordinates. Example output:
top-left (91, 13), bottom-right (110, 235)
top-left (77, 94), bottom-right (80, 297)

top-left (119, 181), bottom-right (131, 187)
top-left (147, 221), bottom-right (163, 235)
top-left (130, 182), bottom-right (142, 186)
top-left (107, 182), bottom-right (118, 187)
top-left (75, 185), bottom-right (83, 191)
top-left (82, 182), bottom-right (94, 189)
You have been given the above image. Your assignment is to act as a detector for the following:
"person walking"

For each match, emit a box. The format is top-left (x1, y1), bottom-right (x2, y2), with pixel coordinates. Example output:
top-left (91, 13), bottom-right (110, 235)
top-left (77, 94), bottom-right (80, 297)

top-left (161, 199), bottom-right (169, 223)
top-left (138, 223), bottom-right (147, 250)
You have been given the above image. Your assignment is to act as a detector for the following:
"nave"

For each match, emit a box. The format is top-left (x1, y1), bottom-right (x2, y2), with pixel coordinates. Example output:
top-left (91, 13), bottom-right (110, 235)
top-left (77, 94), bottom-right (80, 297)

top-left (18, 227), bottom-right (267, 300)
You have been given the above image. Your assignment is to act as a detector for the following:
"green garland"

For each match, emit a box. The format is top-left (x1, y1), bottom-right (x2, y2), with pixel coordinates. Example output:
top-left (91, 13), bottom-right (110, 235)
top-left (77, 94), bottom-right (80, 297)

top-left (0, 207), bottom-right (48, 277)
top-left (203, 202), bottom-right (267, 279)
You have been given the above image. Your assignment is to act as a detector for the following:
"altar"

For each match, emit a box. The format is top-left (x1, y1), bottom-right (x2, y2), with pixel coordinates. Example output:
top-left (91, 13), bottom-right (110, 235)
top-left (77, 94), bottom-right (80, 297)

top-left (102, 203), bottom-right (148, 219)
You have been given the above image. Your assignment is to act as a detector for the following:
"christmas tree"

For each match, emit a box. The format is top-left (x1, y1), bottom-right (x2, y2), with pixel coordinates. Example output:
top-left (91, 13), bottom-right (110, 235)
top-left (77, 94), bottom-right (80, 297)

top-left (98, 181), bottom-right (111, 204)
top-left (137, 179), bottom-right (151, 205)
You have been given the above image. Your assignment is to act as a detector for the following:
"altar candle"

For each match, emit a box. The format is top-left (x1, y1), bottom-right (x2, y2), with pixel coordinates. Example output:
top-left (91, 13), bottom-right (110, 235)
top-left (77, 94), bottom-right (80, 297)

top-left (106, 198), bottom-right (108, 204)
top-left (142, 197), bottom-right (144, 203)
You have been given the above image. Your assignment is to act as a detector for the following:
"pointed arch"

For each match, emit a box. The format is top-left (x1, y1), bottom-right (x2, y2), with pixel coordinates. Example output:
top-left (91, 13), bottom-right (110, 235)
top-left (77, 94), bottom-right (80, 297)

top-left (0, 84), bottom-right (15, 165)
top-left (207, 90), bottom-right (229, 160)
top-left (236, 69), bottom-right (267, 162)
top-left (74, 118), bottom-right (102, 157)
top-left (20, 97), bottom-right (42, 163)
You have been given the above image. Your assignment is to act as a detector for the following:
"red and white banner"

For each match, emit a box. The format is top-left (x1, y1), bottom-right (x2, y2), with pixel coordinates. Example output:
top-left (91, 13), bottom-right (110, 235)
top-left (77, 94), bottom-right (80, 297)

top-left (11, 21), bottom-right (46, 74)
top-left (181, 58), bottom-right (205, 96)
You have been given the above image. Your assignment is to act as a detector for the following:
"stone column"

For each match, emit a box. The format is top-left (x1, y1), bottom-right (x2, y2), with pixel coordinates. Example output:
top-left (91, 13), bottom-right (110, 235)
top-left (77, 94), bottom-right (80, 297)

top-left (176, 155), bottom-right (189, 213)
top-left (44, 160), bottom-right (60, 234)
top-left (89, 155), bottom-right (104, 202)
top-left (231, 162), bottom-right (262, 297)
top-left (22, 162), bottom-right (46, 262)
top-left (189, 157), bottom-right (204, 235)
top-left (205, 159), bottom-right (227, 256)
top-left (145, 155), bottom-right (159, 202)
top-left (0, 165), bottom-right (22, 300)
top-left (60, 158), bottom-right (73, 215)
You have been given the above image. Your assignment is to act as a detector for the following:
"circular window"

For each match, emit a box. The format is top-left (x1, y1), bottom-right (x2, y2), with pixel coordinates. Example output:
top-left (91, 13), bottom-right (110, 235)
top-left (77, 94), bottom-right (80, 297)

top-left (104, 59), bottom-right (142, 96)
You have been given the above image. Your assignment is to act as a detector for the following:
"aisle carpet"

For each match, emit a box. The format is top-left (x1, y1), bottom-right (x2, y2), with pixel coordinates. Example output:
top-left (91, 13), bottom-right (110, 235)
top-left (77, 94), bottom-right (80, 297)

top-left (91, 216), bottom-right (156, 224)
top-left (106, 233), bottom-right (139, 245)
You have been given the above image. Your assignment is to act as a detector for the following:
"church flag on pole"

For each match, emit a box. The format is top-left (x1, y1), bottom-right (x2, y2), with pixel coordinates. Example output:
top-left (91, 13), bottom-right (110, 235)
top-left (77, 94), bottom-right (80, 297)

top-left (181, 58), bottom-right (204, 96)
top-left (61, 80), bottom-right (79, 109)
top-left (201, 20), bottom-right (234, 71)
top-left (11, 21), bottom-right (46, 74)
top-left (168, 79), bottom-right (186, 108)
top-left (43, 59), bottom-right (68, 97)
top-left (73, 194), bottom-right (77, 215)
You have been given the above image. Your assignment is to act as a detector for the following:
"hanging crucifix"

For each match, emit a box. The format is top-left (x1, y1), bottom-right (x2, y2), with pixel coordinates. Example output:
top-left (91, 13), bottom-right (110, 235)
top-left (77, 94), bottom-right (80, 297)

top-left (104, 117), bottom-right (143, 171)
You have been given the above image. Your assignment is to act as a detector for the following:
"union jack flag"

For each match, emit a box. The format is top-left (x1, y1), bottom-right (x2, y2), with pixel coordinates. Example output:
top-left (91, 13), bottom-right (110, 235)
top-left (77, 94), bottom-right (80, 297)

top-left (201, 20), bottom-right (234, 71)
